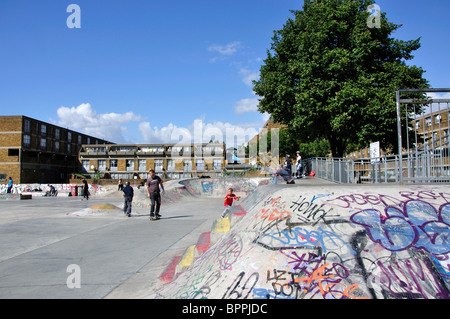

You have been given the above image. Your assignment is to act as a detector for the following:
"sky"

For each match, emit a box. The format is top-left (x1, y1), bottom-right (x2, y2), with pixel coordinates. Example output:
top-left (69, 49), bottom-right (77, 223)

top-left (0, 0), bottom-right (449, 145)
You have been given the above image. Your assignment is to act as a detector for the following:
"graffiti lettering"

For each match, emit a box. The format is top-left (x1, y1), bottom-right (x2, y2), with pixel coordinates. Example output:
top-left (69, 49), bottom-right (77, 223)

top-left (351, 200), bottom-right (450, 254)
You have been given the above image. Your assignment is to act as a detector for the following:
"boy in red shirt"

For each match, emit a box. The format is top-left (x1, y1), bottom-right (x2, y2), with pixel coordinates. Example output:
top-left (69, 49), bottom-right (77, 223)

top-left (221, 188), bottom-right (240, 218)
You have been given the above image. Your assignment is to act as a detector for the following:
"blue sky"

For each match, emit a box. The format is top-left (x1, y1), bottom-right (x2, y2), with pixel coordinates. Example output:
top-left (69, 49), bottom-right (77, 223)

top-left (0, 0), bottom-right (449, 144)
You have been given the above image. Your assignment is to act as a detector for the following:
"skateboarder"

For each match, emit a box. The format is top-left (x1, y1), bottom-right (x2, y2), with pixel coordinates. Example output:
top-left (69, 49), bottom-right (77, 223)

top-left (145, 169), bottom-right (165, 220)
top-left (221, 188), bottom-right (240, 218)
top-left (274, 165), bottom-right (295, 184)
top-left (122, 181), bottom-right (134, 217)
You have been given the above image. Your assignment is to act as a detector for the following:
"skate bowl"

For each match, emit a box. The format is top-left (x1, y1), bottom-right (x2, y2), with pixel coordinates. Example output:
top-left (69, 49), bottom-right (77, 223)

top-left (131, 177), bottom-right (275, 208)
top-left (149, 181), bottom-right (450, 299)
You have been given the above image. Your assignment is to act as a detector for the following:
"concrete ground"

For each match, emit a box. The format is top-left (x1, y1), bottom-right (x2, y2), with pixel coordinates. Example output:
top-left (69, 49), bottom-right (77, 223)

top-left (0, 177), bottom-right (330, 299)
top-left (0, 190), bottom-right (223, 298)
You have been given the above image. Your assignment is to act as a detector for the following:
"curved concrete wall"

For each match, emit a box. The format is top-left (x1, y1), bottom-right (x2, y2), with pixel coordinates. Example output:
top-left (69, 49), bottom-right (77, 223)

top-left (151, 182), bottom-right (450, 299)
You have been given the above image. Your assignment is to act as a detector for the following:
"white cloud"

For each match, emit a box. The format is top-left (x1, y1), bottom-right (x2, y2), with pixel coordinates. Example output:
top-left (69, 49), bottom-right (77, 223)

top-left (239, 68), bottom-right (259, 87)
top-left (207, 41), bottom-right (241, 56)
top-left (138, 118), bottom-right (261, 148)
top-left (56, 103), bottom-right (142, 143)
top-left (55, 103), bottom-right (266, 147)
top-left (234, 98), bottom-right (259, 114)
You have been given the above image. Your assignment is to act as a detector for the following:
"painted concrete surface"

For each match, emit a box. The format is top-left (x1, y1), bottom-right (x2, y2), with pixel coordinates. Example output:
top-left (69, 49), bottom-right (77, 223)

top-left (149, 181), bottom-right (450, 299)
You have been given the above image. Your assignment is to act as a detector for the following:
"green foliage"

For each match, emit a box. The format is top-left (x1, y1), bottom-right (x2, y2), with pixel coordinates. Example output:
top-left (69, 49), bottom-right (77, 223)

top-left (253, 0), bottom-right (428, 157)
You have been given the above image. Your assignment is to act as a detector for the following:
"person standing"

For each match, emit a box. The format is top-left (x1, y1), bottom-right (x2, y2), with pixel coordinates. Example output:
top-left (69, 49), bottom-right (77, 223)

top-left (145, 169), bottom-right (165, 220)
top-left (82, 179), bottom-right (89, 200)
top-left (296, 151), bottom-right (303, 179)
top-left (284, 155), bottom-right (292, 176)
top-left (122, 181), bottom-right (134, 217)
top-left (7, 177), bottom-right (13, 193)
top-left (118, 179), bottom-right (124, 191)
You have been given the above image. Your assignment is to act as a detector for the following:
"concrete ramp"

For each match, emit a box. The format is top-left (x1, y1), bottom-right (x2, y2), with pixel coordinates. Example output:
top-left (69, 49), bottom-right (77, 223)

top-left (150, 182), bottom-right (450, 299)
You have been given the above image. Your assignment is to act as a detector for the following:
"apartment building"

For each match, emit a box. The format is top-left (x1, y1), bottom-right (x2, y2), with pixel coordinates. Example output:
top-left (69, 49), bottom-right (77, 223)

top-left (79, 142), bottom-right (226, 180)
top-left (0, 115), bottom-right (112, 184)
top-left (413, 106), bottom-right (450, 149)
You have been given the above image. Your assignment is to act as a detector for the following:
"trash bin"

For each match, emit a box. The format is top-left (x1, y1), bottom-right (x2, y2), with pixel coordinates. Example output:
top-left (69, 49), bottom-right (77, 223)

top-left (70, 185), bottom-right (78, 196)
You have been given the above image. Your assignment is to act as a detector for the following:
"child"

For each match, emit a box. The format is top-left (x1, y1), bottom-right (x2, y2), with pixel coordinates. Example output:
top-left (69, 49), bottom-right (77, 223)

top-left (221, 188), bottom-right (240, 218)
top-left (122, 181), bottom-right (134, 217)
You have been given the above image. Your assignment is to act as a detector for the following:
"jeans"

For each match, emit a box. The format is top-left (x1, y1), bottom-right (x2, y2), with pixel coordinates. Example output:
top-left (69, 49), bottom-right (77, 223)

top-left (124, 196), bottom-right (133, 215)
top-left (150, 192), bottom-right (161, 216)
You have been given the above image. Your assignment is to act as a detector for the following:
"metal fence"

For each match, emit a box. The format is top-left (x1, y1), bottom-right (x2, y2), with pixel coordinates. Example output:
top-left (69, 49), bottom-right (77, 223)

top-left (311, 88), bottom-right (450, 184)
top-left (312, 152), bottom-right (450, 184)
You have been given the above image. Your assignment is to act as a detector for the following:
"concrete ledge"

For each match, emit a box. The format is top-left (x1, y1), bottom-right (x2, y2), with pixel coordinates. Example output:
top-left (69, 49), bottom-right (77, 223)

top-left (19, 194), bottom-right (32, 200)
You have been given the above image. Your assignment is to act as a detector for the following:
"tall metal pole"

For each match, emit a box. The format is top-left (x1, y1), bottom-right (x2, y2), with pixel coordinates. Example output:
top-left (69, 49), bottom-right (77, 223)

top-left (396, 89), bottom-right (403, 184)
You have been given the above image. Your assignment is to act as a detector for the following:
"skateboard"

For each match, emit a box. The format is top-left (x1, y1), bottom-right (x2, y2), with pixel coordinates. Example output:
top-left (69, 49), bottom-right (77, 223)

top-left (149, 215), bottom-right (161, 221)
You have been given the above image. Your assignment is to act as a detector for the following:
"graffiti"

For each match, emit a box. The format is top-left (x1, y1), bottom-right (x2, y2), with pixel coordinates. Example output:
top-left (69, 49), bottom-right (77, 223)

top-left (217, 233), bottom-right (243, 270)
top-left (290, 194), bottom-right (333, 224)
top-left (327, 190), bottom-right (450, 210)
top-left (0, 183), bottom-right (104, 197)
top-left (151, 183), bottom-right (450, 300)
top-left (223, 271), bottom-right (259, 299)
top-left (201, 181), bottom-right (216, 194)
top-left (351, 200), bottom-right (450, 254)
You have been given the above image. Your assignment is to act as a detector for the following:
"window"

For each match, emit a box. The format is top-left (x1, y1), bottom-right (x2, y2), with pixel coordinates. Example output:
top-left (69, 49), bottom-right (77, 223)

top-left (126, 159), bottom-right (134, 171)
top-left (68, 132), bottom-right (72, 142)
top-left (138, 159), bottom-right (146, 171)
top-left (98, 160), bottom-right (106, 171)
top-left (78, 135), bottom-right (82, 144)
top-left (55, 141), bottom-right (60, 152)
top-left (435, 114), bottom-right (442, 124)
top-left (67, 144), bottom-right (71, 154)
top-left (415, 121), bottom-right (420, 129)
top-left (155, 159), bottom-right (163, 171)
top-left (196, 159), bottom-right (205, 171)
top-left (213, 159), bottom-right (222, 171)
top-left (167, 159), bottom-right (175, 171)
top-left (183, 160), bottom-right (192, 172)
top-left (23, 135), bottom-right (31, 147)
top-left (40, 138), bottom-right (46, 149)
top-left (87, 137), bottom-right (91, 144)
top-left (110, 160), bottom-right (118, 171)
top-left (426, 117), bottom-right (432, 127)
top-left (41, 124), bottom-right (47, 136)
top-left (82, 160), bottom-right (90, 172)
top-left (8, 149), bottom-right (19, 156)
top-left (24, 119), bottom-right (31, 133)
top-left (55, 128), bottom-right (60, 140)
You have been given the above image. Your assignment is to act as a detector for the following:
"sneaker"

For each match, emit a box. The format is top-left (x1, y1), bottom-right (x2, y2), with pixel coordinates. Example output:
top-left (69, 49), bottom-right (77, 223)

top-left (156, 214), bottom-right (162, 219)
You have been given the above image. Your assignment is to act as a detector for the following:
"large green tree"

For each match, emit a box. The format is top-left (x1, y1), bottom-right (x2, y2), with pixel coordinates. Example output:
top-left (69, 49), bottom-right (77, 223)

top-left (253, 0), bottom-right (428, 157)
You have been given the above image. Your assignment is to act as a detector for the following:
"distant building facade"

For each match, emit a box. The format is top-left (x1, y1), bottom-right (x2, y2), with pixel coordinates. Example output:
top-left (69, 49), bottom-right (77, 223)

top-left (0, 115), bottom-right (112, 184)
top-left (79, 143), bottom-right (226, 180)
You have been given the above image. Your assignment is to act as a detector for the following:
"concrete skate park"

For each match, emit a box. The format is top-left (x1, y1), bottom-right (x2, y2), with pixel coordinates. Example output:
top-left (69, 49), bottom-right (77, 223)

top-left (0, 177), bottom-right (449, 299)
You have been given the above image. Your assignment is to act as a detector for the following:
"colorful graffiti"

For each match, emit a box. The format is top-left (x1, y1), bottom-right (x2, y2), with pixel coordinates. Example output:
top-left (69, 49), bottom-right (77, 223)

top-left (151, 184), bottom-right (450, 299)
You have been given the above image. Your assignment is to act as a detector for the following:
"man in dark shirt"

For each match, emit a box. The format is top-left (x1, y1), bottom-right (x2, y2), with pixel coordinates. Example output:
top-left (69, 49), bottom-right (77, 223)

top-left (275, 165), bottom-right (295, 184)
top-left (122, 181), bottom-right (134, 217)
top-left (145, 169), bottom-right (165, 220)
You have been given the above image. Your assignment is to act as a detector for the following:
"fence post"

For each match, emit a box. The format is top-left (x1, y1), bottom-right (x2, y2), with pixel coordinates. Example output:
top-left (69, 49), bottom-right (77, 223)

top-left (396, 89), bottom-right (403, 184)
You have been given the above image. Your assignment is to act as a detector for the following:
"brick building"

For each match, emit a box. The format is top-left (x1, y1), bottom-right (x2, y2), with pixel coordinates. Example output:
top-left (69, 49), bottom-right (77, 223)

top-left (0, 115), bottom-right (112, 184)
top-left (79, 142), bottom-right (226, 180)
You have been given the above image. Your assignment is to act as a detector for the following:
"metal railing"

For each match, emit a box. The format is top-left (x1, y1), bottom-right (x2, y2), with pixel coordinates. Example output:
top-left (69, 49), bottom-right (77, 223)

top-left (312, 151), bottom-right (450, 184)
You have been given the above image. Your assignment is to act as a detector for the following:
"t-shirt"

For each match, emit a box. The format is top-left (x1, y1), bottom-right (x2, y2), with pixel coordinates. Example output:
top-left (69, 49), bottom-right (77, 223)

top-left (146, 176), bottom-right (162, 193)
top-left (123, 185), bottom-right (134, 198)
top-left (224, 194), bottom-right (237, 206)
